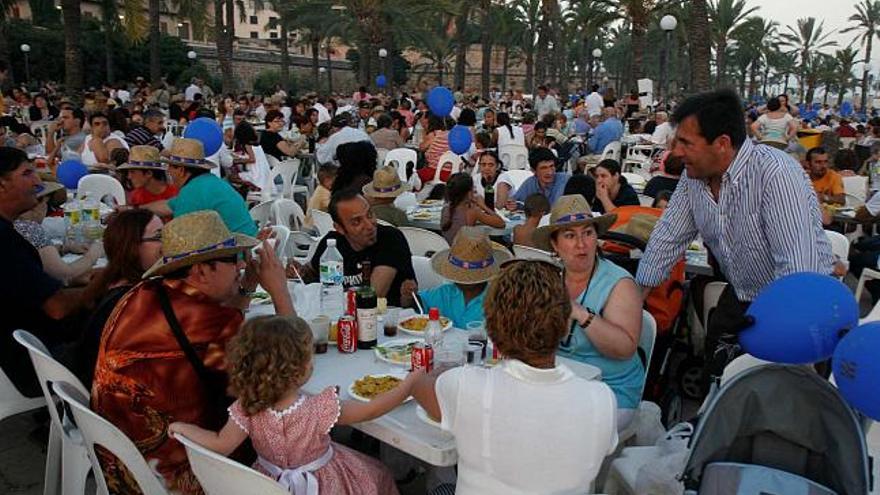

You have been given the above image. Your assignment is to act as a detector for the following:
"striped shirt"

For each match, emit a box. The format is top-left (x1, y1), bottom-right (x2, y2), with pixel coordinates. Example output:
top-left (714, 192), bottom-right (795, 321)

top-left (635, 139), bottom-right (833, 301)
top-left (124, 126), bottom-right (164, 150)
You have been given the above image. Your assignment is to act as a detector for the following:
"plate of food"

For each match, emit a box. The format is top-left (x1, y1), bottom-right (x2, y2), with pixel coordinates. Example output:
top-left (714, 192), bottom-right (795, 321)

top-left (398, 315), bottom-right (453, 336)
top-left (348, 374), bottom-right (410, 402)
top-left (419, 199), bottom-right (443, 207)
top-left (250, 290), bottom-right (272, 305)
top-left (374, 338), bottom-right (420, 366)
top-left (410, 210), bottom-right (436, 220)
top-left (416, 405), bottom-right (442, 428)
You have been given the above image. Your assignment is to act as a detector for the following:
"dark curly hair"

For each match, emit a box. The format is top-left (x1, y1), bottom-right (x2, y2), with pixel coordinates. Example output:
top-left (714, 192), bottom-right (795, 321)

top-left (227, 315), bottom-right (314, 416)
top-left (484, 261), bottom-right (570, 364)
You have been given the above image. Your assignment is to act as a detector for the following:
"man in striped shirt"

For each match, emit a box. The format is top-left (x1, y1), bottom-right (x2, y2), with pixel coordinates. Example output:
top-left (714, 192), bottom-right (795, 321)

top-left (125, 109), bottom-right (166, 151)
top-left (635, 89), bottom-right (833, 379)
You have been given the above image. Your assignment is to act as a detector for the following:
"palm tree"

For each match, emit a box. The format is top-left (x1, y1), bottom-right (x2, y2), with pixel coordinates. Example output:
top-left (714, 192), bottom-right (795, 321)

top-left (708, 0), bottom-right (759, 86)
top-left (513, 0), bottom-right (541, 93)
top-left (0, 0), bottom-right (18, 69)
top-left (479, 0), bottom-right (493, 99)
top-left (834, 45), bottom-right (860, 105)
top-left (687, 0), bottom-right (712, 92)
top-left (841, 0), bottom-right (880, 112)
top-left (780, 17), bottom-right (837, 102)
top-left (451, 3), bottom-right (472, 89)
top-left (62, 0), bottom-right (83, 90)
top-left (564, 0), bottom-right (614, 90)
top-left (603, 0), bottom-right (658, 89)
top-left (495, 4), bottom-right (523, 92)
top-left (731, 17), bottom-right (769, 99)
top-left (100, 0), bottom-right (148, 84)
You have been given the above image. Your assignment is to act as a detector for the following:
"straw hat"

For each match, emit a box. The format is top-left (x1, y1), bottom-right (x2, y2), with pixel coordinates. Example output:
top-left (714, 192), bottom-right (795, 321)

top-left (118, 145), bottom-right (166, 171)
top-left (362, 165), bottom-right (410, 199)
top-left (533, 194), bottom-right (617, 251)
top-left (162, 138), bottom-right (216, 169)
top-left (143, 210), bottom-right (258, 278)
top-left (430, 226), bottom-right (511, 284)
top-left (34, 181), bottom-right (64, 199)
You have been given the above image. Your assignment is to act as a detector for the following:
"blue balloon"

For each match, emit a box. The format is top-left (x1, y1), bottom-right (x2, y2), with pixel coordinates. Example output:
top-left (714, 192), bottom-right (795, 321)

top-left (376, 75), bottom-right (387, 88)
top-left (812, 102), bottom-right (822, 112)
top-left (833, 322), bottom-right (880, 420)
top-left (427, 87), bottom-right (454, 117)
top-left (841, 102), bottom-right (854, 117)
top-left (797, 103), bottom-right (807, 115)
top-left (56, 159), bottom-right (88, 190)
top-left (740, 272), bottom-right (858, 364)
top-left (183, 117), bottom-right (223, 156)
top-left (448, 125), bottom-right (472, 155)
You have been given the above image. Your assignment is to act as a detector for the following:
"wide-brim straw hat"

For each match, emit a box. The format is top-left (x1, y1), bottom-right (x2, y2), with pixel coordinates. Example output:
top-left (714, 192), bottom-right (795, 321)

top-left (143, 210), bottom-right (258, 278)
top-left (430, 226), bottom-right (511, 285)
top-left (118, 145), bottom-right (166, 171)
top-left (363, 165), bottom-right (411, 199)
top-left (161, 138), bottom-right (216, 169)
top-left (35, 181), bottom-right (64, 199)
top-left (533, 194), bottom-right (617, 251)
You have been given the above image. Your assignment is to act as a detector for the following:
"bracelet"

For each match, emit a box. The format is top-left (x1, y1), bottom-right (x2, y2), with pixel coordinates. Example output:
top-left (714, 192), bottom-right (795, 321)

top-left (579, 308), bottom-right (596, 329)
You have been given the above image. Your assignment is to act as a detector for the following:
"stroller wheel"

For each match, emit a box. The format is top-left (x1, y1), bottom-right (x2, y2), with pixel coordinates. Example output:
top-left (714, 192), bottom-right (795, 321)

top-left (658, 389), bottom-right (682, 427)
top-left (678, 357), bottom-right (706, 400)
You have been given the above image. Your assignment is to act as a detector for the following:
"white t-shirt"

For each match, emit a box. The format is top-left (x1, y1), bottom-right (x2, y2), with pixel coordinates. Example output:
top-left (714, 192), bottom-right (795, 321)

top-left (185, 84), bottom-right (202, 102)
top-left (651, 122), bottom-right (675, 146)
top-left (313, 103), bottom-right (332, 125)
top-left (436, 359), bottom-right (618, 495)
top-left (585, 92), bottom-right (604, 117)
top-left (756, 113), bottom-right (795, 141)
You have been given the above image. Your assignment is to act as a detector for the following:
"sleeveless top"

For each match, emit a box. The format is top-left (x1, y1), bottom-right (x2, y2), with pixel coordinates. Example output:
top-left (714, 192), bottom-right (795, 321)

top-left (557, 257), bottom-right (645, 409)
top-left (441, 204), bottom-right (469, 245)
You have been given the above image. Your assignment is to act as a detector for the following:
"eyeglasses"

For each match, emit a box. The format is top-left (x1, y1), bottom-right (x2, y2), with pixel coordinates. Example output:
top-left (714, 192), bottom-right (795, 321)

top-left (141, 232), bottom-right (162, 243)
top-left (209, 252), bottom-right (245, 265)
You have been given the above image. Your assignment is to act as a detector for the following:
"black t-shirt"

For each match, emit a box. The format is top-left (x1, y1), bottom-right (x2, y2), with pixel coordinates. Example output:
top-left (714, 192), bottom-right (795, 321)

top-left (0, 216), bottom-right (63, 397)
top-left (260, 130), bottom-right (286, 161)
top-left (643, 176), bottom-right (679, 199)
top-left (593, 182), bottom-right (641, 214)
top-left (309, 225), bottom-right (415, 306)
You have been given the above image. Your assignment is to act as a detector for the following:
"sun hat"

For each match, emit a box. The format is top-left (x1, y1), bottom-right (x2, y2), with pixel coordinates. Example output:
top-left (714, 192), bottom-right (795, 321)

top-left (533, 194), bottom-right (617, 251)
top-left (143, 210), bottom-right (258, 278)
top-left (162, 138), bottom-right (216, 169)
top-left (118, 145), bottom-right (166, 171)
top-left (363, 165), bottom-right (410, 199)
top-left (34, 181), bottom-right (64, 198)
top-left (430, 226), bottom-right (511, 285)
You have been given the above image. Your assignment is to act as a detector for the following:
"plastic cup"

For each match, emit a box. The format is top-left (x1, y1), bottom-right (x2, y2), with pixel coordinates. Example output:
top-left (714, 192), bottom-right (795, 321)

top-left (309, 315), bottom-right (330, 354)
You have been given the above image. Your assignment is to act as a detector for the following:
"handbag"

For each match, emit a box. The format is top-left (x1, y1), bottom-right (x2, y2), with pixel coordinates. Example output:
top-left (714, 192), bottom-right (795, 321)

top-left (155, 282), bottom-right (232, 430)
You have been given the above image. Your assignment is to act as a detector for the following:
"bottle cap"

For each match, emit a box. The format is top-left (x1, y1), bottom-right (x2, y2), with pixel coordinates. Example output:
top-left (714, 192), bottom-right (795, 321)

top-left (429, 307), bottom-right (440, 320)
top-left (327, 239), bottom-right (336, 247)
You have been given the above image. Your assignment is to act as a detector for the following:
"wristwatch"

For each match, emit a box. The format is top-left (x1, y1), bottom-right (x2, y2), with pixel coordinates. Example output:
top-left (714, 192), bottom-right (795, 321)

top-left (579, 307), bottom-right (596, 329)
top-left (238, 286), bottom-right (255, 297)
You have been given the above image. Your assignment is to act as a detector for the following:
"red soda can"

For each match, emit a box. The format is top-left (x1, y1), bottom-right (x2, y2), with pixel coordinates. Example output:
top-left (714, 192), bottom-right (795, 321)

top-left (411, 342), bottom-right (433, 372)
top-left (346, 288), bottom-right (358, 316)
top-left (337, 315), bottom-right (358, 353)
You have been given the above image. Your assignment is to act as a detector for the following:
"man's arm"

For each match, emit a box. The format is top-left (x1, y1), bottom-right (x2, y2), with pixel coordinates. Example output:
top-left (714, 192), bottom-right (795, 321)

top-left (140, 200), bottom-right (173, 218)
top-left (635, 178), bottom-right (699, 289)
top-left (371, 265), bottom-right (398, 299)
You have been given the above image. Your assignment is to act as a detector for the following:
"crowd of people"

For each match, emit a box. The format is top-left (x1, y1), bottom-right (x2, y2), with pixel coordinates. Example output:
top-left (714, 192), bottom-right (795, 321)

top-left (1, 51), bottom-right (873, 493)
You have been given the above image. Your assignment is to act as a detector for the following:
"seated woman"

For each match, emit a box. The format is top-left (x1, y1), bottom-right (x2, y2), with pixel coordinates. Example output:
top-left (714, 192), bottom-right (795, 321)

top-left (441, 173), bottom-right (506, 245)
top-left (14, 181), bottom-right (103, 286)
top-left (415, 227), bottom-right (510, 329)
top-left (76, 209), bottom-right (163, 387)
top-left (472, 150), bottom-right (513, 209)
top-left (412, 258), bottom-right (618, 494)
top-left (418, 115), bottom-right (454, 184)
top-left (591, 159), bottom-right (640, 214)
top-left (534, 194), bottom-right (645, 430)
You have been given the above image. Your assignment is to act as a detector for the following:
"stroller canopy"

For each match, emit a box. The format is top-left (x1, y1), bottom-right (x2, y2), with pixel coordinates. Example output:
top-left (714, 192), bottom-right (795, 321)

top-left (683, 365), bottom-right (870, 494)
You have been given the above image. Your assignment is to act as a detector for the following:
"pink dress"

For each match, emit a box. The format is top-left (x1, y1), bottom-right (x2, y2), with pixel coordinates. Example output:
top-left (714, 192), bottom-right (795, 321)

top-left (228, 388), bottom-right (399, 495)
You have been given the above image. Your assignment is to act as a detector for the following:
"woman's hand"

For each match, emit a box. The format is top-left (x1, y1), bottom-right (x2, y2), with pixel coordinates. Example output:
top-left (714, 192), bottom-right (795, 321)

top-left (596, 182), bottom-right (611, 203)
top-left (570, 301), bottom-right (592, 326)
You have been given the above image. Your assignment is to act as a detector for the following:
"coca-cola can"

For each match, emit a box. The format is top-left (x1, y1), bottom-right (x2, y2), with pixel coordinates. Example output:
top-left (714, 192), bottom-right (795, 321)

top-left (411, 342), bottom-right (433, 372)
top-left (346, 288), bottom-right (358, 316)
top-left (337, 316), bottom-right (358, 353)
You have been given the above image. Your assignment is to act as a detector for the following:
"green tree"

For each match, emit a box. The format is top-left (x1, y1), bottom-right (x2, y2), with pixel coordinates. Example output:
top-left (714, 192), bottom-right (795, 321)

top-left (833, 45), bottom-right (860, 105)
top-left (708, 0), bottom-right (759, 87)
top-left (780, 17), bottom-right (837, 102)
top-left (841, 0), bottom-right (880, 111)
top-left (687, 0), bottom-right (712, 92)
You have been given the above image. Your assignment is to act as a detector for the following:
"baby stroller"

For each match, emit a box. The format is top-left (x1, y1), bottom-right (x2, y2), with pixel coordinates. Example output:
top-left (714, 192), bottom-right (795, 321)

top-left (682, 364), bottom-right (872, 494)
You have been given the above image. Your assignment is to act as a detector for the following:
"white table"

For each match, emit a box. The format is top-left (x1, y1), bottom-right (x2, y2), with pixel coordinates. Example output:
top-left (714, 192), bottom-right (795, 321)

top-left (406, 206), bottom-right (525, 238)
top-left (246, 290), bottom-right (601, 466)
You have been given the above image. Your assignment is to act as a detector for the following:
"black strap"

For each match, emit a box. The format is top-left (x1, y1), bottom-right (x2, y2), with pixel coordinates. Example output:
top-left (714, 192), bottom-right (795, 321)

top-left (155, 282), bottom-right (213, 384)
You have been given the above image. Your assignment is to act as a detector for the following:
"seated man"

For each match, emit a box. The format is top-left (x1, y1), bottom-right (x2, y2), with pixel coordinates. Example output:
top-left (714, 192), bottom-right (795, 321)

top-left (0, 147), bottom-right (90, 397)
top-left (511, 147), bottom-right (571, 206)
top-left (288, 189), bottom-right (416, 306)
top-left (92, 210), bottom-right (293, 493)
top-left (363, 165), bottom-right (410, 227)
top-left (315, 114), bottom-right (370, 165)
top-left (807, 146), bottom-right (845, 205)
top-left (588, 107), bottom-right (623, 154)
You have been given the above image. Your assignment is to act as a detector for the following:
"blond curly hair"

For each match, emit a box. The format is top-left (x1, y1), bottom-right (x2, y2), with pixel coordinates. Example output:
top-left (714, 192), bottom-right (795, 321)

top-left (227, 315), bottom-right (314, 416)
top-left (485, 260), bottom-right (571, 363)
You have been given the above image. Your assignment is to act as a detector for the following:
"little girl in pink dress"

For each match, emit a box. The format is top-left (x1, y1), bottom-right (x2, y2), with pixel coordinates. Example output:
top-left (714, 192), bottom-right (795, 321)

top-left (170, 315), bottom-right (422, 494)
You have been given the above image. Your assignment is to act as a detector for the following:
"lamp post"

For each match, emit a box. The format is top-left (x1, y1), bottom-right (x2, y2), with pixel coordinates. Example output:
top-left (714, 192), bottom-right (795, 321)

top-left (187, 50), bottom-right (197, 61)
top-left (319, 67), bottom-right (329, 95)
top-left (378, 48), bottom-right (388, 95)
top-left (659, 15), bottom-right (677, 108)
top-left (590, 48), bottom-right (602, 88)
top-left (20, 44), bottom-right (31, 86)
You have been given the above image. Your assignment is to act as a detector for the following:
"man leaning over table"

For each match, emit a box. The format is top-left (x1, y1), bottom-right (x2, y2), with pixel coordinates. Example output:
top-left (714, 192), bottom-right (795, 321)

top-left (634, 89), bottom-right (833, 384)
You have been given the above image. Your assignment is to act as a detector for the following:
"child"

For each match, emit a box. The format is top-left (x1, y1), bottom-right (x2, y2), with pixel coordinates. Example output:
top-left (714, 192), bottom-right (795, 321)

top-left (304, 164), bottom-right (337, 229)
top-left (440, 173), bottom-right (505, 244)
top-left (169, 315), bottom-right (419, 494)
top-left (512, 193), bottom-right (550, 248)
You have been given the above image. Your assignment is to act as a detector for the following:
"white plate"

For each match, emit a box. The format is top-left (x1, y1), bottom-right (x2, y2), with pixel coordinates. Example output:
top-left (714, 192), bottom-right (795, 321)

top-left (374, 338), bottom-right (420, 366)
top-left (416, 405), bottom-right (442, 428)
top-left (348, 373), bottom-right (411, 402)
top-left (398, 315), bottom-right (453, 336)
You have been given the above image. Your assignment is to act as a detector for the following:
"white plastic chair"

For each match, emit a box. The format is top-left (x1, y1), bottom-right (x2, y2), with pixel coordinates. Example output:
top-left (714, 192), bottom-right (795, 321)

top-left (31, 121), bottom-right (54, 146)
top-left (375, 148), bottom-right (389, 168)
top-left (855, 267), bottom-right (880, 305)
top-left (249, 200), bottom-right (275, 228)
top-left (702, 281), bottom-right (728, 331)
top-left (76, 174), bottom-right (127, 206)
top-left (271, 198), bottom-right (305, 231)
top-left (268, 225), bottom-right (291, 260)
top-left (843, 175), bottom-right (868, 207)
top-left (433, 151), bottom-right (465, 184)
top-left (310, 209), bottom-right (335, 236)
top-left (384, 148), bottom-right (418, 182)
top-left (621, 172), bottom-right (647, 189)
top-left (498, 144), bottom-right (530, 170)
top-left (52, 382), bottom-right (171, 495)
top-left (599, 141), bottom-right (622, 163)
top-left (512, 244), bottom-right (556, 263)
top-left (0, 366), bottom-right (45, 424)
top-left (637, 194), bottom-right (654, 207)
top-left (719, 353), bottom-right (771, 386)
top-left (502, 169), bottom-right (534, 193)
top-left (617, 311), bottom-right (658, 445)
top-left (13, 330), bottom-right (91, 495)
top-left (175, 433), bottom-right (289, 495)
top-left (399, 226), bottom-right (450, 257)
top-left (287, 231), bottom-right (320, 263)
top-left (412, 255), bottom-right (446, 290)
top-left (270, 158), bottom-right (303, 200)
top-left (621, 144), bottom-right (654, 172)
top-left (824, 229), bottom-right (849, 280)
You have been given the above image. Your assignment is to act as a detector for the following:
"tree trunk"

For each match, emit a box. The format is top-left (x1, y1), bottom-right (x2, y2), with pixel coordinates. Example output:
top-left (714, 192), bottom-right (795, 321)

top-left (102, 5), bottom-right (115, 83)
top-left (535, 0), bottom-right (551, 85)
top-left (327, 46), bottom-right (333, 94)
top-left (148, 0), bottom-right (161, 84)
top-left (501, 45), bottom-right (510, 92)
top-left (716, 39), bottom-right (726, 87)
top-left (215, 0), bottom-right (235, 93)
top-left (62, 0), bottom-right (83, 90)
top-left (481, 38), bottom-right (492, 100)
top-left (525, 50), bottom-right (534, 94)
top-left (862, 36), bottom-right (873, 111)
top-left (762, 59), bottom-right (771, 98)
top-left (838, 75), bottom-right (847, 106)
top-left (748, 60), bottom-right (758, 99)
top-left (783, 72), bottom-right (790, 95)
top-left (453, 6), bottom-right (470, 90)
top-left (687, 0), bottom-right (711, 93)
top-left (279, 24), bottom-right (289, 86)
top-left (629, 21), bottom-right (647, 90)
top-left (311, 37), bottom-right (320, 90)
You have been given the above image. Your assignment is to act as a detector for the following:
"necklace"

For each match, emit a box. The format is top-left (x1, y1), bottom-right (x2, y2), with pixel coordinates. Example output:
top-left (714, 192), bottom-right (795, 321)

top-left (561, 256), bottom-right (598, 348)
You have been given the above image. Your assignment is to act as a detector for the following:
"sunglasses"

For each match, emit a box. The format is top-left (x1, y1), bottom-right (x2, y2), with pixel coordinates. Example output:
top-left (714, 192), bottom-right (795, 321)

top-left (209, 252), bottom-right (246, 265)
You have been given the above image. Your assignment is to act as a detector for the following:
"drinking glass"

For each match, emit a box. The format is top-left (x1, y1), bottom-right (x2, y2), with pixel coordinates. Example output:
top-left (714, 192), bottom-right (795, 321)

top-left (309, 315), bottom-right (330, 354)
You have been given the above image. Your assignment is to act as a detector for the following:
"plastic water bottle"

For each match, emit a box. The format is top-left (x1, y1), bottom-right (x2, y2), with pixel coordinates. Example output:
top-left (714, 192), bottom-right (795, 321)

top-left (426, 307), bottom-right (443, 347)
top-left (319, 239), bottom-right (345, 320)
top-left (62, 200), bottom-right (83, 244)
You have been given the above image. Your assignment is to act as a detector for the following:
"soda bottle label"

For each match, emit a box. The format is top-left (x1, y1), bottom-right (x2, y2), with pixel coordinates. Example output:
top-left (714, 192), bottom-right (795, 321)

top-left (357, 307), bottom-right (377, 342)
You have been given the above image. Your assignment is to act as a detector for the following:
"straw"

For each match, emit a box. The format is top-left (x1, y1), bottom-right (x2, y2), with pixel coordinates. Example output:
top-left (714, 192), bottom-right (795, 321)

top-left (288, 261), bottom-right (305, 284)
top-left (413, 295), bottom-right (425, 315)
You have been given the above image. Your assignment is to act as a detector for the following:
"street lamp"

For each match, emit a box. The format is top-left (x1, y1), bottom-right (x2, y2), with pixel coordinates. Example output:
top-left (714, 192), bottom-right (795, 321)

top-left (187, 50), bottom-right (197, 61)
top-left (659, 14), bottom-right (678, 108)
top-left (20, 44), bottom-right (30, 86)
top-left (378, 48), bottom-right (388, 94)
top-left (589, 48), bottom-right (602, 87)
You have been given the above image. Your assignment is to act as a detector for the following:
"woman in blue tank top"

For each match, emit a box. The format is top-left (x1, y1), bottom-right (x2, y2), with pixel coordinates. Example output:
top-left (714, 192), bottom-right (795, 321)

top-left (534, 194), bottom-right (646, 430)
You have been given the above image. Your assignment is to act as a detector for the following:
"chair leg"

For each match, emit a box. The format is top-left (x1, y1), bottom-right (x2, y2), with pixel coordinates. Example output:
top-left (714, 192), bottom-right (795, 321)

top-left (43, 419), bottom-right (62, 495)
top-left (60, 434), bottom-right (92, 495)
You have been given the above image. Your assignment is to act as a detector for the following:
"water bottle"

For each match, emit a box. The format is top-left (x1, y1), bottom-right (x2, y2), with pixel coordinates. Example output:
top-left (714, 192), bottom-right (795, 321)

top-left (484, 182), bottom-right (495, 210)
top-left (319, 239), bottom-right (345, 320)
top-left (426, 307), bottom-right (443, 347)
top-left (62, 200), bottom-right (83, 244)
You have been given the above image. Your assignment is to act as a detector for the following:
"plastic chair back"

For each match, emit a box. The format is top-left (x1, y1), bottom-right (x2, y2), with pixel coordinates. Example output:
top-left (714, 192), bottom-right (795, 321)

top-left (621, 172), bottom-right (647, 188)
top-left (498, 144), bottom-right (529, 170)
top-left (824, 229), bottom-right (849, 262)
top-left (175, 433), bottom-right (289, 495)
top-left (0, 365), bottom-right (45, 423)
top-left (703, 281), bottom-right (728, 329)
top-left (399, 226), bottom-right (449, 257)
top-left (287, 231), bottom-right (320, 263)
top-left (384, 148), bottom-right (418, 182)
top-left (249, 200), bottom-right (275, 228)
top-left (600, 141), bottom-right (621, 162)
top-left (270, 158), bottom-right (300, 199)
top-left (77, 174), bottom-right (127, 206)
top-left (637, 311), bottom-right (657, 397)
top-left (512, 244), bottom-right (555, 263)
top-left (412, 255), bottom-right (446, 290)
top-left (268, 225), bottom-right (290, 259)
top-left (52, 381), bottom-right (171, 495)
top-left (310, 210), bottom-right (335, 236)
top-left (501, 169), bottom-right (534, 193)
top-left (843, 175), bottom-right (868, 207)
top-left (272, 198), bottom-right (305, 231)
